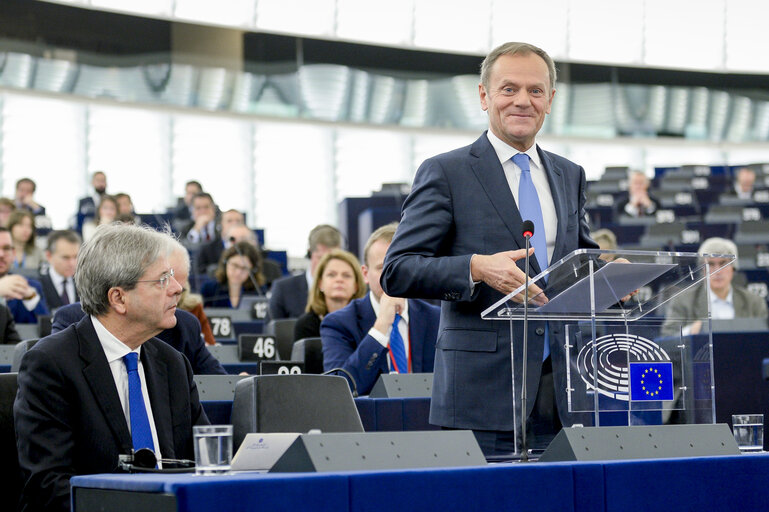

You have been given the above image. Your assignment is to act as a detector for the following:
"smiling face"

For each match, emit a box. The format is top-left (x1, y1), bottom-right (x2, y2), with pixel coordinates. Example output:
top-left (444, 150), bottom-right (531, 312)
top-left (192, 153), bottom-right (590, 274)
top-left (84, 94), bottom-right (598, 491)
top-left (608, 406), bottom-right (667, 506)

top-left (479, 52), bottom-right (554, 152)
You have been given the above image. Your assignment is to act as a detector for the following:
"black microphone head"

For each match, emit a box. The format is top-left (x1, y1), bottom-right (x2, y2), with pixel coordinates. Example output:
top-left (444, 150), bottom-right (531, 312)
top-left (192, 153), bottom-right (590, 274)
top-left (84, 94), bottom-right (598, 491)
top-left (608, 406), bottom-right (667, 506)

top-left (229, 236), bottom-right (236, 243)
top-left (521, 220), bottom-right (535, 238)
top-left (133, 448), bottom-right (157, 469)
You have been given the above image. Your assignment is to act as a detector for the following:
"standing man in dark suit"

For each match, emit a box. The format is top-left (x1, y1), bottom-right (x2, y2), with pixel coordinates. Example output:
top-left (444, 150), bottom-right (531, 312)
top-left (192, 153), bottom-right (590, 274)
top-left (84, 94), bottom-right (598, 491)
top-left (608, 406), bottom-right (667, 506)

top-left (382, 42), bottom-right (598, 455)
top-left (14, 223), bottom-right (208, 511)
top-left (269, 224), bottom-right (343, 319)
top-left (322, 223), bottom-right (439, 395)
top-left (39, 230), bottom-right (81, 311)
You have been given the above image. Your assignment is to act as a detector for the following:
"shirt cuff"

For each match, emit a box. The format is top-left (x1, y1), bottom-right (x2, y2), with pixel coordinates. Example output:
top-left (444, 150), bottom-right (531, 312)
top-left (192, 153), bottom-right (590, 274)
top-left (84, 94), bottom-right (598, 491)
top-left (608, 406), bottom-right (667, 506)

top-left (469, 254), bottom-right (481, 294)
top-left (368, 327), bottom-right (389, 348)
top-left (23, 294), bottom-right (40, 311)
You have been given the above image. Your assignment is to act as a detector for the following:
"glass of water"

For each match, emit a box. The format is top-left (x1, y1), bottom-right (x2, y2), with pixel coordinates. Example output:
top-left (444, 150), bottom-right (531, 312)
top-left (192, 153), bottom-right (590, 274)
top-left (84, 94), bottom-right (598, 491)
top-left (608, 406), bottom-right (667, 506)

top-left (732, 414), bottom-right (764, 453)
top-left (193, 425), bottom-right (233, 474)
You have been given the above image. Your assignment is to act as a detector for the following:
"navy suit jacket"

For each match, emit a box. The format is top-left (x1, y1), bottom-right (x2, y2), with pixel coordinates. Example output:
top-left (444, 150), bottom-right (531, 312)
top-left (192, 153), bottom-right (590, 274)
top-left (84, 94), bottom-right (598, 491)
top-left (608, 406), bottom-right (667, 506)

top-left (39, 271), bottom-right (79, 311)
top-left (382, 133), bottom-right (597, 431)
top-left (8, 278), bottom-right (49, 324)
top-left (321, 296), bottom-right (440, 395)
top-left (52, 303), bottom-right (227, 375)
top-left (14, 316), bottom-right (208, 511)
top-left (268, 273), bottom-right (308, 319)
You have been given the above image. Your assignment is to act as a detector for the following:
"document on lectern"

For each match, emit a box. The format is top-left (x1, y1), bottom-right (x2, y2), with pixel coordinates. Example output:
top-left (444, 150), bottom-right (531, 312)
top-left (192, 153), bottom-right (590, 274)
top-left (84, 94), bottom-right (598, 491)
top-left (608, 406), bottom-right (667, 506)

top-left (537, 261), bottom-right (676, 315)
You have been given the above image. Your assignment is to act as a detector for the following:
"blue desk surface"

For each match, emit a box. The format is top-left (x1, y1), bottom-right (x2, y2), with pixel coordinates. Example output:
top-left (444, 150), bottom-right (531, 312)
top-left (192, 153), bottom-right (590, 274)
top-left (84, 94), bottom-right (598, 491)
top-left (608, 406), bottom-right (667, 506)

top-left (72, 454), bottom-right (769, 512)
top-left (202, 397), bottom-right (436, 432)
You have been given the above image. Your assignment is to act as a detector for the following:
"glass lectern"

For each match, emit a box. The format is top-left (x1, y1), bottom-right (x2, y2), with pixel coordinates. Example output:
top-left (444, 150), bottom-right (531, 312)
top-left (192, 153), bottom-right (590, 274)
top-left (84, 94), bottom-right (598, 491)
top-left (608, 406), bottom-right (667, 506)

top-left (481, 248), bottom-right (735, 455)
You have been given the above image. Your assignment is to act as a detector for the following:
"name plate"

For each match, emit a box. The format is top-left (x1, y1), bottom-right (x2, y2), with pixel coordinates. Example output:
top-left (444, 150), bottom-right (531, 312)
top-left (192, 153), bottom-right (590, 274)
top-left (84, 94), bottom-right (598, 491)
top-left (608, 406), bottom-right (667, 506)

top-left (209, 316), bottom-right (233, 338)
top-left (260, 361), bottom-right (304, 375)
top-left (239, 334), bottom-right (278, 362)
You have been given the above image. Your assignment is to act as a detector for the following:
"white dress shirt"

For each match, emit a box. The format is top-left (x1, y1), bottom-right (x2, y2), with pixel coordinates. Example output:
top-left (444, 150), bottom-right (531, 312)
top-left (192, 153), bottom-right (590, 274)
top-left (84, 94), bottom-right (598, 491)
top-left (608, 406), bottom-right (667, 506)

top-left (366, 292), bottom-right (410, 372)
top-left (48, 266), bottom-right (76, 303)
top-left (91, 316), bottom-right (162, 461)
top-left (486, 130), bottom-right (558, 265)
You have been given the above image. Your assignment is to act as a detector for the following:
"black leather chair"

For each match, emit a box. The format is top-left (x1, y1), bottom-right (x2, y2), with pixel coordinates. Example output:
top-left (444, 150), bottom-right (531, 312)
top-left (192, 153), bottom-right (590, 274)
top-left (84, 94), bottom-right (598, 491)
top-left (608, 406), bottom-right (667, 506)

top-left (265, 318), bottom-right (297, 360)
top-left (0, 373), bottom-right (21, 508)
top-left (231, 374), bottom-right (363, 450)
top-left (290, 337), bottom-right (323, 374)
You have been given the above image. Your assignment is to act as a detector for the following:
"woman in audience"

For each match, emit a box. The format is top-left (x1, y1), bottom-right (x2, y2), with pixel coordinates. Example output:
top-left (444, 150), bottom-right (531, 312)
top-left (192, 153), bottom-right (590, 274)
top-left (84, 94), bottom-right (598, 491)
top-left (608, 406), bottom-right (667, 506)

top-left (0, 198), bottom-right (15, 228)
top-left (293, 249), bottom-right (366, 341)
top-left (81, 195), bottom-right (118, 242)
top-left (179, 283), bottom-right (216, 345)
top-left (201, 241), bottom-right (266, 308)
top-left (8, 209), bottom-right (43, 270)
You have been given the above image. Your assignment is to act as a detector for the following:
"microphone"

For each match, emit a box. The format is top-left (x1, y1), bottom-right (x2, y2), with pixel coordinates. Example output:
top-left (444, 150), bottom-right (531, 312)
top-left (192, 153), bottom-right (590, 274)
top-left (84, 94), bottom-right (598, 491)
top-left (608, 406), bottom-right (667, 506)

top-left (118, 448), bottom-right (195, 473)
top-left (519, 220), bottom-right (534, 462)
top-left (230, 237), bottom-right (265, 297)
top-left (322, 367), bottom-right (359, 398)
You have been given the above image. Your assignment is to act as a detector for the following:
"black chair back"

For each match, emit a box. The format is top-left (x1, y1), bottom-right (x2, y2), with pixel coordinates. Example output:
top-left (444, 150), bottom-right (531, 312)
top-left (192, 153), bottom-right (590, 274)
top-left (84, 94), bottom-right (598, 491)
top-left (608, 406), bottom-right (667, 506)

top-left (0, 373), bottom-right (21, 507)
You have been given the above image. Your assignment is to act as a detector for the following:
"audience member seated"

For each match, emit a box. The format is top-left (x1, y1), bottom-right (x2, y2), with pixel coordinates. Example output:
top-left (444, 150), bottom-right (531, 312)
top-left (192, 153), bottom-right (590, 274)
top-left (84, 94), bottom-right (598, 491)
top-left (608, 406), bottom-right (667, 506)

top-left (115, 192), bottom-right (141, 224)
top-left (0, 303), bottom-right (21, 344)
top-left (182, 192), bottom-right (219, 245)
top-left (615, 170), bottom-right (659, 218)
top-left (195, 208), bottom-right (246, 274)
top-left (77, 170), bottom-right (108, 218)
top-left (179, 285), bottom-right (216, 346)
top-left (269, 224), bottom-right (343, 319)
top-left (8, 209), bottom-right (44, 270)
top-left (15, 223), bottom-right (209, 512)
top-left (51, 241), bottom-right (226, 375)
top-left (0, 227), bottom-right (48, 324)
top-left (201, 242), bottom-right (266, 308)
top-left (173, 180), bottom-right (203, 224)
top-left (14, 177), bottom-right (45, 216)
top-left (321, 223), bottom-right (440, 394)
top-left (0, 198), bottom-right (14, 228)
top-left (726, 167), bottom-right (757, 201)
top-left (294, 249), bottom-right (366, 342)
top-left (661, 237), bottom-right (768, 336)
top-left (591, 228), bottom-right (618, 262)
top-left (81, 195), bottom-right (118, 243)
top-left (40, 230), bottom-right (81, 311)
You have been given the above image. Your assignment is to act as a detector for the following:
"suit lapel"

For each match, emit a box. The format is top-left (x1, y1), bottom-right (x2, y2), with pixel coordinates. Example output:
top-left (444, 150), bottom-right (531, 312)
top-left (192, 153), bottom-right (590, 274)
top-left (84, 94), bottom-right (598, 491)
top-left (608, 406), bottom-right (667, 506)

top-left (79, 318), bottom-right (133, 454)
top-left (141, 340), bottom-right (174, 458)
top-left (538, 147), bottom-right (568, 264)
top-left (468, 134), bottom-right (526, 250)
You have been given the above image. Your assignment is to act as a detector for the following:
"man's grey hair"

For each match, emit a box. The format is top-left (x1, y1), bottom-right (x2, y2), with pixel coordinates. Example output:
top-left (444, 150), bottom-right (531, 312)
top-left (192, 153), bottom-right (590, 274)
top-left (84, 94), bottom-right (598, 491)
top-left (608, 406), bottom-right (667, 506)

top-left (76, 223), bottom-right (181, 316)
top-left (699, 237), bottom-right (739, 270)
top-left (480, 42), bottom-right (557, 93)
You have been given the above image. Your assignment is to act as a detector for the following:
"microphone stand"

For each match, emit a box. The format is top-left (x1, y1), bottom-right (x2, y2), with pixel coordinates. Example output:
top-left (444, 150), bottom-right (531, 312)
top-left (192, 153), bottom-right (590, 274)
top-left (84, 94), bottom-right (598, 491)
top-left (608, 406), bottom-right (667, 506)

top-left (520, 232), bottom-right (531, 463)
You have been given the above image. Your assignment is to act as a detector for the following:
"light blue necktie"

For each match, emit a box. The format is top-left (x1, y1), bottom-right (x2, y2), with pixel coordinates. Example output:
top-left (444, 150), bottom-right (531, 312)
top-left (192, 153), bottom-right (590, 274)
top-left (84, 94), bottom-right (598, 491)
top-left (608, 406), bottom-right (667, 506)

top-left (123, 352), bottom-right (155, 452)
top-left (389, 313), bottom-right (408, 373)
top-left (512, 153), bottom-right (550, 360)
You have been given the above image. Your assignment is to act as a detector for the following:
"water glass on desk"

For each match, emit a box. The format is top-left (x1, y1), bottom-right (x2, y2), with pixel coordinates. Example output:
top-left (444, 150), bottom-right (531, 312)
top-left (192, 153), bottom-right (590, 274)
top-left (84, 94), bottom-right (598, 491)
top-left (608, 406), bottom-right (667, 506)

top-left (193, 425), bottom-right (233, 474)
top-left (732, 414), bottom-right (764, 453)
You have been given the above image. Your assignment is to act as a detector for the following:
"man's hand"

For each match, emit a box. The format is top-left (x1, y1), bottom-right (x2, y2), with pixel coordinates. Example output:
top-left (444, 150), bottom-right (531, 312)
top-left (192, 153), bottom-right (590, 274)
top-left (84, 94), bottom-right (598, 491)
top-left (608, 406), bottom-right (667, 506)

top-left (193, 212), bottom-right (214, 231)
top-left (470, 249), bottom-right (547, 305)
top-left (373, 294), bottom-right (407, 336)
top-left (0, 275), bottom-right (32, 300)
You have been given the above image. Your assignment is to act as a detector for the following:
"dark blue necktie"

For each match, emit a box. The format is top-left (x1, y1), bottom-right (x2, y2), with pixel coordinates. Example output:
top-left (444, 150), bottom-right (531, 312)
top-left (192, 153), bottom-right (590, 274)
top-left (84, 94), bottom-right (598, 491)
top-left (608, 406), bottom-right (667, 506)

top-left (389, 313), bottom-right (408, 373)
top-left (512, 153), bottom-right (550, 360)
top-left (123, 352), bottom-right (155, 452)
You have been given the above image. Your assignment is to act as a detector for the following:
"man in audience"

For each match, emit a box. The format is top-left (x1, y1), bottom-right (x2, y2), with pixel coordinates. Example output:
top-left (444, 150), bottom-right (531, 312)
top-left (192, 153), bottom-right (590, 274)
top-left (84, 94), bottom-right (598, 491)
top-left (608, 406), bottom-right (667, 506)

top-left (662, 237), bottom-right (768, 336)
top-left (51, 242), bottom-right (227, 376)
top-left (114, 192), bottom-right (140, 223)
top-left (322, 223), bottom-right (439, 395)
top-left (269, 224), bottom-right (343, 319)
top-left (182, 192), bottom-right (218, 244)
top-left (0, 227), bottom-right (48, 324)
top-left (14, 178), bottom-right (45, 216)
top-left (15, 223), bottom-right (209, 511)
top-left (616, 170), bottom-right (659, 218)
top-left (173, 180), bottom-right (203, 223)
top-left (382, 42), bottom-right (599, 455)
top-left (40, 230), bottom-right (81, 310)
top-left (0, 302), bottom-right (21, 344)
top-left (77, 170), bottom-right (108, 218)
top-left (733, 167), bottom-right (757, 200)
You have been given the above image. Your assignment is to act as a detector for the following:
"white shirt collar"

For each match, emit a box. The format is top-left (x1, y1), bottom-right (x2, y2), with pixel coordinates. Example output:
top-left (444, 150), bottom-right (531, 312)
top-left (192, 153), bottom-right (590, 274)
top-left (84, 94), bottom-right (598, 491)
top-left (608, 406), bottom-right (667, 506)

top-left (486, 130), bottom-right (543, 171)
top-left (91, 315), bottom-right (140, 364)
top-left (368, 291), bottom-right (409, 323)
top-left (709, 287), bottom-right (733, 306)
top-left (48, 266), bottom-right (67, 288)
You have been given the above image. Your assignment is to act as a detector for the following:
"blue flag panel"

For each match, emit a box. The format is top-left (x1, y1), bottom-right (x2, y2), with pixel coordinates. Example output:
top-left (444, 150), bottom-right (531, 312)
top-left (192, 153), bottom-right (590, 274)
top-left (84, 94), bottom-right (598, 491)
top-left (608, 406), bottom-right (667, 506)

top-left (629, 362), bottom-right (674, 401)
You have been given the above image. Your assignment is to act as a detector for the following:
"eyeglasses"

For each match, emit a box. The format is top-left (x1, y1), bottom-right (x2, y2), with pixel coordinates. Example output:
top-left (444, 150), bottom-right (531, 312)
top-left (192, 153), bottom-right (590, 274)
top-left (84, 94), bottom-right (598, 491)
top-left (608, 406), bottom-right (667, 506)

top-left (0, 245), bottom-right (14, 253)
top-left (227, 260), bottom-right (252, 273)
top-left (136, 268), bottom-right (175, 289)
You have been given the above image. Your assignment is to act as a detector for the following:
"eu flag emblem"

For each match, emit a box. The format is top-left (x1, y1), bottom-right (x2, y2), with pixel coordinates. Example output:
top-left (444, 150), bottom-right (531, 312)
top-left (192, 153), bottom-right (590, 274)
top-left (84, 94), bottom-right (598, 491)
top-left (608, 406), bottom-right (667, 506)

top-left (629, 362), bottom-right (674, 401)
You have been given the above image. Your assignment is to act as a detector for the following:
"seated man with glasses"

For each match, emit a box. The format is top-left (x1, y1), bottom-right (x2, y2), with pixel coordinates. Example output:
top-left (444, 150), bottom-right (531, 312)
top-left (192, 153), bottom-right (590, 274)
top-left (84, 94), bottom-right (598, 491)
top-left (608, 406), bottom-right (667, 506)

top-left (661, 237), bottom-right (768, 336)
top-left (0, 227), bottom-right (49, 324)
top-left (14, 223), bottom-right (209, 512)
